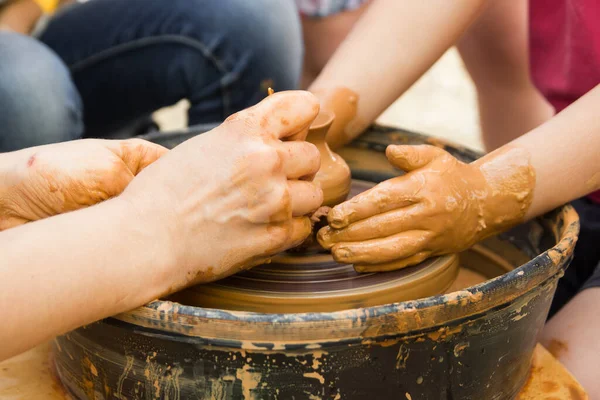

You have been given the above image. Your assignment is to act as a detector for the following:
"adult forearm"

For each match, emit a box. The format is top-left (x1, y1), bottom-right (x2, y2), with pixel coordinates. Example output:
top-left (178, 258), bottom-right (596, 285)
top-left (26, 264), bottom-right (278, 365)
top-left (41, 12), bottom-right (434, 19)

top-left (309, 0), bottom-right (486, 141)
top-left (0, 198), bottom-right (173, 361)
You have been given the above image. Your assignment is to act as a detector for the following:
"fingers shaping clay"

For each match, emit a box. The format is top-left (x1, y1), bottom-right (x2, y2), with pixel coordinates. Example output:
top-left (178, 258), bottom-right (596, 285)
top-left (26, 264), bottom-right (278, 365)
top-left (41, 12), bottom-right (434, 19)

top-left (317, 144), bottom-right (536, 273)
top-left (311, 87), bottom-right (360, 150)
top-left (306, 111), bottom-right (352, 207)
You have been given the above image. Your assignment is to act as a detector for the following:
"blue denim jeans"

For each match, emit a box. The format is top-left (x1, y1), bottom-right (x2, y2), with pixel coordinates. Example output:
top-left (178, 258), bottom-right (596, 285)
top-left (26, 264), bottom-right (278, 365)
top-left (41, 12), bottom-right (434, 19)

top-left (0, 0), bottom-right (302, 151)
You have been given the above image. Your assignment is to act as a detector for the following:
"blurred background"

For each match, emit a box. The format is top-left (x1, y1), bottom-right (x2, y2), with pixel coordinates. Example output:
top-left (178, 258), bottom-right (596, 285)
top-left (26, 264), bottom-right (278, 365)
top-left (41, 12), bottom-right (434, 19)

top-left (155, 48), bottom-right (483, 151)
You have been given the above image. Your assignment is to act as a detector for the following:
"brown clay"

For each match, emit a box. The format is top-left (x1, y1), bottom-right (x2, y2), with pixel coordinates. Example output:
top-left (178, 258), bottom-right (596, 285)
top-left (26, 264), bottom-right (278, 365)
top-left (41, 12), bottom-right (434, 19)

top-left (168, 181), bottom-right (460, 312)
top-left (168, 253), bottom-right (459, 313)
top-left (310, 87), bottom-right (359, 150)
top-left (288, 206), bottom-right (331, 252)
top-left (318, 145), bottom-right (535, 272)
top-left (306, 111), bottom-right (351, 207)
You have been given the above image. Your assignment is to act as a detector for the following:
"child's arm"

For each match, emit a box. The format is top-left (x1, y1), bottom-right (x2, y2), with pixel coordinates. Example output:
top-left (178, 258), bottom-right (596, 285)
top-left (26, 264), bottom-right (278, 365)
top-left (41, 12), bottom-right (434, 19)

top-left (515, 85), bottom-right (600, 219)
top-left (318, 85), bottom-right (600, 272)
top-left (307, 0), bottom-right (487, 148)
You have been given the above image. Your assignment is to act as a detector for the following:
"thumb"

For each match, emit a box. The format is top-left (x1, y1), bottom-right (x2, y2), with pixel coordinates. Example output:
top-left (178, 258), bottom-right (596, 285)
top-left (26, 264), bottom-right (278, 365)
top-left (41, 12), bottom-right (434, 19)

top-left (103, 139), bottom-right (168, 175)
top-left (226, 90), bottom-right (320, 141)
top-left (385, 145), bottom-right (447, 172)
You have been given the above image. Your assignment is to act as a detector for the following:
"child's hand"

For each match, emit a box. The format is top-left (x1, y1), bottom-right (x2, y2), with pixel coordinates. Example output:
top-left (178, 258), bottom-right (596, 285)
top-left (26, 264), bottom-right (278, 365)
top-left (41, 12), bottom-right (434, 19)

top-left (318, 144), bottom-right (535, 272)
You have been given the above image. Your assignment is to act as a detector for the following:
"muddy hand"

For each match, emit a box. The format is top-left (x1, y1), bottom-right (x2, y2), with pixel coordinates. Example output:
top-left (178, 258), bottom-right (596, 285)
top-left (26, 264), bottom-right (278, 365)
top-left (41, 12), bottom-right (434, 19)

top-left (318, 144), bottom-right (535, 272)
top-left (310, 87), bottom-right (359, 150)
top-left (0, 139), bottom-right (167, 231)
top-left (120, 91), bottom-right (323, 287)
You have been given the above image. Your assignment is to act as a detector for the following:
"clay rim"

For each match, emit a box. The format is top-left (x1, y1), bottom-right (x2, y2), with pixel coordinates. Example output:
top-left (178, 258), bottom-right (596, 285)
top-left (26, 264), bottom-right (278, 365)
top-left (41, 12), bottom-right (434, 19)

top-left (113, 127), bottom-right (580, 345)
top-left (309, 109), bottom-right (335, 131)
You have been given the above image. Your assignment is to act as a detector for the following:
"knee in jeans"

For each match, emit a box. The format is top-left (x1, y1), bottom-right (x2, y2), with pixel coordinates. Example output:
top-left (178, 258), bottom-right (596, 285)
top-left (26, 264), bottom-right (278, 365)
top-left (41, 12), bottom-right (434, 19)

top-left (169, 0), bottom-right (303, 90)
top-left (0, 32), bottom-right (83, 151)
top-left (228, 0), bottom-right (303, 89)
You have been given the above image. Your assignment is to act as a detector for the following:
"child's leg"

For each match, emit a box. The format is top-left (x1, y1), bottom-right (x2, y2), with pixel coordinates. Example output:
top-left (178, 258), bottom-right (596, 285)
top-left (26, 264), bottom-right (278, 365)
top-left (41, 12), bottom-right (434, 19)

top-left (457, 1), bottom-right (553, 151)
top-left (541, 283), bottom-right (600, 397)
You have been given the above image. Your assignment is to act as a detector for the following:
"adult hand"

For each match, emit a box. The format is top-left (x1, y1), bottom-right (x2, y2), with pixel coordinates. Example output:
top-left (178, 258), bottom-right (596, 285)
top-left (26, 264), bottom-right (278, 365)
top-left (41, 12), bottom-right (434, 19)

top-left (0, 138), bottom-right (167, 230)
top-left (318, 144), bottom-right (534, 272)
top-left (120, 90), bottom-right (323, 286)
top-left (310, 87), bottom-right (359, 150)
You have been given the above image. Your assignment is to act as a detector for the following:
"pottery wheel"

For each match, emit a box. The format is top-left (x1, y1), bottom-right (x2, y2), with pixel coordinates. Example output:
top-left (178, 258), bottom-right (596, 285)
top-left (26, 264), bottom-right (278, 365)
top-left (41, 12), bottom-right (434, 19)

top-left (169, 180), bottom-right (459, 313)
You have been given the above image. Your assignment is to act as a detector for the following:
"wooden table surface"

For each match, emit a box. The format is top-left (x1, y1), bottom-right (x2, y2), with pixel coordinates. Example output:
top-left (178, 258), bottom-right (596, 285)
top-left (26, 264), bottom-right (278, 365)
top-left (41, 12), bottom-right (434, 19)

top-left (0, 342), bottom-right (587, 399)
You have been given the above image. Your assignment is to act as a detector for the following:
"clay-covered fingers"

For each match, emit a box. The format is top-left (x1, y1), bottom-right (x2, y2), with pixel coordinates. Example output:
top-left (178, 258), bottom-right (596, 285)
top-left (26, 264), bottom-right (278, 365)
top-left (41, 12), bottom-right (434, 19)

top-left (386, 145), bottom-right (446, 172)
top-left (269, 217), bottom-right (313, 254)
top-left (318, 204), bottom-right (426, 249)
top-left (229, 90), bottom-right (320, 141)
top-left (289, 180), bottom-right (323, 217)
top-left (329, 230), bottom-right (432, 266)
top-left (103, 139), bottom-right (168, 175)
top-left (354, 251), bottom-right (431, 273)
top-left (327, 178), bottom-right (418, 229)
top-left (275, 141), bottom-right (321, 180)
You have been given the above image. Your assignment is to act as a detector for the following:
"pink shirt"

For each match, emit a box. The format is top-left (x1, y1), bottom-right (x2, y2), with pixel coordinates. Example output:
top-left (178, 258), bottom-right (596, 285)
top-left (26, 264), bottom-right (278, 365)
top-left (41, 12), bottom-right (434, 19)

top-left (529, 0), bottom-right (600, 203)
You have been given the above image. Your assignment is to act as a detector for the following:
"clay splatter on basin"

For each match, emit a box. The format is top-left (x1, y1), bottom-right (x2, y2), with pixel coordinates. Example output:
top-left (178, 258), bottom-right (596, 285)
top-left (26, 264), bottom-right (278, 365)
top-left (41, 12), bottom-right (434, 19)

top-left (54, 125), bottom-right (579, 400)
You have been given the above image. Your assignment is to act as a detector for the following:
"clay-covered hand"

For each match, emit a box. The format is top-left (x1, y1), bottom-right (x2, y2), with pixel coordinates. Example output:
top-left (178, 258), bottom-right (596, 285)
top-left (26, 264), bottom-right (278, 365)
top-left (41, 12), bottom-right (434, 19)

top-left (318, 144), bottom-right (535, 272)
top-left (120, 91), bottom-right (323, 286)
top-left (310, 87), bottom-right (359, 150)
top-left (0, 139), bottom-right (167, 230)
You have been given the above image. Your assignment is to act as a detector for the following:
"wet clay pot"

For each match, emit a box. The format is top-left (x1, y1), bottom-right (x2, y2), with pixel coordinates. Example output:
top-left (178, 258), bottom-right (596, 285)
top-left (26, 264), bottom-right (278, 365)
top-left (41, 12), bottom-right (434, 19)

top-left (307, 111), bottom-right (351, 207)
top-left (53, 125), bottom-right (579, 400)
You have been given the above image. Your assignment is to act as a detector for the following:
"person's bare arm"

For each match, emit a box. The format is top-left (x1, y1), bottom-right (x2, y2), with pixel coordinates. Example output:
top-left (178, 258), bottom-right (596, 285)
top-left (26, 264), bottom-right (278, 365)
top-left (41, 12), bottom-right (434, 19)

top-left (540, 288), bottom-right (600, 398)
top-left (308, 0), bottom-right (487, 148)
top-left (319, 85), bottom-right (600, 271)
top-left (457, 1), bottom-right (554, 151)
top-left (515, 85), bottom-right (600, 219)
top-left (0, 91), bottom-right (322, 361)
top-left (0, 197), bottom-right (175, 361)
